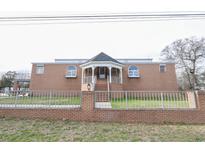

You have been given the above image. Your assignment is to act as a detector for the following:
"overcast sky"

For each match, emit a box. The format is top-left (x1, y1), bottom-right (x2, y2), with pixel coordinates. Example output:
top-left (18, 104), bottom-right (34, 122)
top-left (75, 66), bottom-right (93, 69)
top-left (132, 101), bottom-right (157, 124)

top-left (0, 0), bottom-right (205, 72)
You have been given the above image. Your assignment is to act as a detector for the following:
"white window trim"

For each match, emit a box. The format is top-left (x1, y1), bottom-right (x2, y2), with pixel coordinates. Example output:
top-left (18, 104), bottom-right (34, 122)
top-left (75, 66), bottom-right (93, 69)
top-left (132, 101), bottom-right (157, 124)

top-left (128, 65), bottom-right (140, 78)
top-left (36, 64), bottom-right (44, 74)
top-left (65, 65), bottom-right (77, 78)
top-left (159, 64), bottom-right (166, 73)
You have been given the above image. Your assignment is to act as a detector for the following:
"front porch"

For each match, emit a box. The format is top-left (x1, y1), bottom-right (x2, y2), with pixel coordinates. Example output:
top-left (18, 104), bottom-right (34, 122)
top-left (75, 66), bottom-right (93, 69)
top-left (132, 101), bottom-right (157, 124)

top-left (81, 66), bottom-right (123, 91)
top-left (80, 52), bottom-right (124, 91)
top-left (82, 66), bottom-right (122, 83)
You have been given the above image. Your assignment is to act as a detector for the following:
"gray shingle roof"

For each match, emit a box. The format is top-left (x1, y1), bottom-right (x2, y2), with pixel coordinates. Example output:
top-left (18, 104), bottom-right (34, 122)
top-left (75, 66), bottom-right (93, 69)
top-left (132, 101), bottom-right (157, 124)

top-left (86, 52), bottom-right (122, 64)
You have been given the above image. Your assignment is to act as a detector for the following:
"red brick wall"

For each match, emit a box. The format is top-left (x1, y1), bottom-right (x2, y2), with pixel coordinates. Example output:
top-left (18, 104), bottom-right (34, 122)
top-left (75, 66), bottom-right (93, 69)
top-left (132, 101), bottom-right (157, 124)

top-left (30, 63), bottom-right (178, 91)
top-left (110, 83), bottom-right (123, 91)
top-left (122, 64), bottom-right (178, 91)
top-left (30, 64), bottom-right (82, 91)
top-left (0, 91), bottom-right (205, 124)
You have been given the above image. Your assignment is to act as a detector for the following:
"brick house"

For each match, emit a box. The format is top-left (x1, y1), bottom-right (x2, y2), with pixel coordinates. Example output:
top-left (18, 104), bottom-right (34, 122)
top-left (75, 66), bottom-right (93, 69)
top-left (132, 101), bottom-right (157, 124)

top-left (30, 52), bottom-right (178, 91)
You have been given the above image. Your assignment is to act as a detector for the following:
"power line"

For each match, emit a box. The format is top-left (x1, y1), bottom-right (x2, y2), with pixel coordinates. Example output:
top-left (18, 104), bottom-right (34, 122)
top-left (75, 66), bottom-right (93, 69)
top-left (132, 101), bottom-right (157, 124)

top-left (1, 17), bottom-right (205, 26)
top-left (1, 12), bottom-right (205, 19)
top-left (1, 12), bottom-right (205, 25)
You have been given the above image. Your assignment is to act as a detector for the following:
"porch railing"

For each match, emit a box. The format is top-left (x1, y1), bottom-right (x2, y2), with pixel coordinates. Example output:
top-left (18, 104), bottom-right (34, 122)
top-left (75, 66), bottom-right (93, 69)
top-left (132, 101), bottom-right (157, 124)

top-left (93, 76), bottom-right (97, 90)
top-left (83, 76), bottom-right (93, 84)
top-left (111, 76), bottom-right (121, 84)
top-left (94, 91), bottom-right (196, 109)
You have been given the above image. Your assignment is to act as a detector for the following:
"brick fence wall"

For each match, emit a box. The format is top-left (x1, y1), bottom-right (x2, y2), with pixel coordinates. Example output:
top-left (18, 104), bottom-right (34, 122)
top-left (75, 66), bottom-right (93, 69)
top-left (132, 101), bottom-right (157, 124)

top-left (0, 91), bottom-right (205, 123)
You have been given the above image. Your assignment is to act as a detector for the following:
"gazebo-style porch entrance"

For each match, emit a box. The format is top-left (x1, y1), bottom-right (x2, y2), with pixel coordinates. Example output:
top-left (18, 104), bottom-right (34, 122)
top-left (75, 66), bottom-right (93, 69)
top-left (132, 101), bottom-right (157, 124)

top-left (80, 52), bottom-right (124, 91)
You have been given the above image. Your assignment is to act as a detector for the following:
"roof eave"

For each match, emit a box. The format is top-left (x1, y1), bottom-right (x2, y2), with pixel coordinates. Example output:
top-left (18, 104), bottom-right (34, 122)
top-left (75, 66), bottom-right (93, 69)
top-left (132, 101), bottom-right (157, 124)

top-left (80, 61), bottom-right (124, 68)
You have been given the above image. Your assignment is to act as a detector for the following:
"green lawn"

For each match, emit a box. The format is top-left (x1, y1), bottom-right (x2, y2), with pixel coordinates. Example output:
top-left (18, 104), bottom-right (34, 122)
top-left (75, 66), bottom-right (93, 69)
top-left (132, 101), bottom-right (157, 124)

top-left (111, 98), bottom-right (190, 109)
top-left (0, 117), bottom-right (205, 141)
top-left (0, 96), bottom-right (190, 108)
top-left (0, 96), bottom-right (81, 105)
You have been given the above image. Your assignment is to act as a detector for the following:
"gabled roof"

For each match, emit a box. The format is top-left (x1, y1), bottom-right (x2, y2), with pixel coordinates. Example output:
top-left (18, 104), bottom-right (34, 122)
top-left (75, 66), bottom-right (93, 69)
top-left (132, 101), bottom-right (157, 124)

top-left (86, 52), bottom-right (122, 64)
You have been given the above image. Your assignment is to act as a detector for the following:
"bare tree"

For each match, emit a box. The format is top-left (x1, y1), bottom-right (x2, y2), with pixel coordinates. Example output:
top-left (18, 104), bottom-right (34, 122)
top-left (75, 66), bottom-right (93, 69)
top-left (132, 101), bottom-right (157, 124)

top-left (161, 36), bottom-right (205, 90)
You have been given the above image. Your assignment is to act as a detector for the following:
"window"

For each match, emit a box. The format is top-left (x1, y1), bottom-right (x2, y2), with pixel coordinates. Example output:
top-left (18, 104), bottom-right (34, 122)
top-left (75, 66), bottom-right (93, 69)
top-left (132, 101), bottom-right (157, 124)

top-left (128, 65), bottom-right (140, 78)
top-left (159, 64), bottom-right (166, 73)
top-left (36, 64), bottom-right (44, 74)
top-left (66, 66), bottom-right (77, 78)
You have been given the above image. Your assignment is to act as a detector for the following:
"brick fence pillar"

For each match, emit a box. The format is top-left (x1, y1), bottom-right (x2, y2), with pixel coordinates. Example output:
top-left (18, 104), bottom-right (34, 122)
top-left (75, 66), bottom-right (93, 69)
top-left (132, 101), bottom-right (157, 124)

top-left (81, 91), bottom-right (95, 121)
top-left (81, 91), bottom-right (94, 112)
top-left (198, 91), bottom-right (205, 111)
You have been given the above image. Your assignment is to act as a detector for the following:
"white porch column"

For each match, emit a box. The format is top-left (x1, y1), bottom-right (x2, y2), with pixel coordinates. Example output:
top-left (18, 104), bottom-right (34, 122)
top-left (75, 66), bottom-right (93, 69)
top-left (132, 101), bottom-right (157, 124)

top-left (92, 66), bottom-right (95, 84)
top-left (81, 68), bottom-right (84, 84)
top-left (109, 66), bottom-right (112, 83)
top-left (120, 68), bottom-right (123, 84)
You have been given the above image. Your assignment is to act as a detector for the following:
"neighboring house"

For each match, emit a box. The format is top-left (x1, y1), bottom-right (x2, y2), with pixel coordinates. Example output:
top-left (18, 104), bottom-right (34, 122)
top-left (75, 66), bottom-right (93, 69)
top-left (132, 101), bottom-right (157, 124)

top-left (0, 71), bottom-right (30, 91)
top-left (13, 72), bottom-right (31, 90)
top-left (30, 52), bottom-right (178, 91)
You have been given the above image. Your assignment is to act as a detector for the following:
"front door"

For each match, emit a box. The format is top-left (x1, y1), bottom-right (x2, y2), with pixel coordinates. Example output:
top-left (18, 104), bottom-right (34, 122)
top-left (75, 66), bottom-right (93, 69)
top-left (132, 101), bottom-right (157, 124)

top-left (99, 67), bottom-right (106, 79)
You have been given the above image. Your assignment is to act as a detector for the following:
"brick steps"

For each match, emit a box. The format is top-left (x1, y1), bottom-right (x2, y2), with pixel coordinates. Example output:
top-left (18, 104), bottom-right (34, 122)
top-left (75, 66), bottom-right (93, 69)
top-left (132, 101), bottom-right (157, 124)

top-left (95, 79), bottom-right (109, 102)
top-left (95, 79), bottom-right (108, 91)
top-left (95, 84), bottom-right (108, 91)
top-left (94, 81), bottom-right (124, 101)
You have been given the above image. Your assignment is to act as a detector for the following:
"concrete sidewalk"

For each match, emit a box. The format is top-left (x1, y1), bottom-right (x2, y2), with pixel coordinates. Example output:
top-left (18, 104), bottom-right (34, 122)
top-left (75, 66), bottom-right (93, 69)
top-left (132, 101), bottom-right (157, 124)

top-left (95, 102), bottom-right (112, 109)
